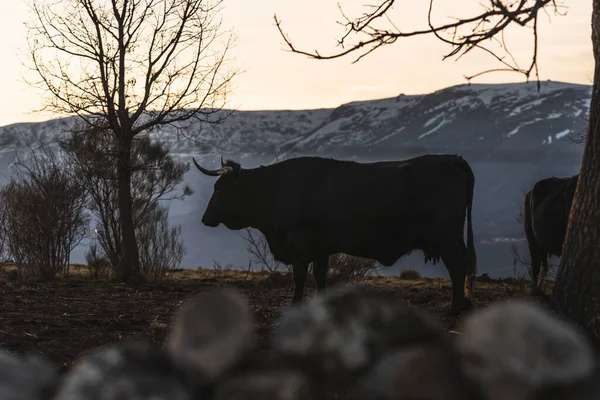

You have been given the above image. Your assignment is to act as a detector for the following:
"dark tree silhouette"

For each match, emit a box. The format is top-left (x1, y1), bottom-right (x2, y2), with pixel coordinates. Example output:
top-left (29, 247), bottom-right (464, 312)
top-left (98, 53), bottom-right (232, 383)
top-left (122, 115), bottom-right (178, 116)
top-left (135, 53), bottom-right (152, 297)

top-left (25, 0), bottom-right (237, 283)
top-left (275, 0), bottom-right (564, 85)
top-left (275, 0), bottom-right (600, 342)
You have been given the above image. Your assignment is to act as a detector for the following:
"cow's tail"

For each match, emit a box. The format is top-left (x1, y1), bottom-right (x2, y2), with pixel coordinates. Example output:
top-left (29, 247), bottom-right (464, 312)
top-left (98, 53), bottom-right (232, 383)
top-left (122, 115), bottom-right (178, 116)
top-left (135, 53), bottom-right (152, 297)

top-left (462, 159), bottom-right (477, 294)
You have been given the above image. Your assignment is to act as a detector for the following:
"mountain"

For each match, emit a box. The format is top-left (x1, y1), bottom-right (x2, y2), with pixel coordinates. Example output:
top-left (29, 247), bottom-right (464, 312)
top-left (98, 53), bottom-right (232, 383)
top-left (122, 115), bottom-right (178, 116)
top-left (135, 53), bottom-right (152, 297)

top-left (0, 80), bottom-right (591, 279)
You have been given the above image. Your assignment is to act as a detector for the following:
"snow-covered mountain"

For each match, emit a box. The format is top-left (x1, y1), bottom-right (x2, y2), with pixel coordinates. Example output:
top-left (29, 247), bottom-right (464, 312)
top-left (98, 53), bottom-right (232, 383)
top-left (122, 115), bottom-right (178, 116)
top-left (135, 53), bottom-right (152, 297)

top-left (0, 80), bottom-right (591, 279)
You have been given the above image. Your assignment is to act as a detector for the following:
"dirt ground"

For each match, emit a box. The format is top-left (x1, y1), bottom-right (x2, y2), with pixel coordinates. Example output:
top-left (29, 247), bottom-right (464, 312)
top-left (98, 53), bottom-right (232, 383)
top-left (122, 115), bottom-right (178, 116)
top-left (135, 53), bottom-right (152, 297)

top-left (0, 266), bottom-right (547, 399)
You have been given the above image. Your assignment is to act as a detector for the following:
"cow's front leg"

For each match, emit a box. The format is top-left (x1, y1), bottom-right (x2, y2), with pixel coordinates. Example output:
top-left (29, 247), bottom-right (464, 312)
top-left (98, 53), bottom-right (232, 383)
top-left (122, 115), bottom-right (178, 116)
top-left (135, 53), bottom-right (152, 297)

top-left (312, 255), bottom-right (329, 295)
top-left (291, 262), bottom-right (309, 304)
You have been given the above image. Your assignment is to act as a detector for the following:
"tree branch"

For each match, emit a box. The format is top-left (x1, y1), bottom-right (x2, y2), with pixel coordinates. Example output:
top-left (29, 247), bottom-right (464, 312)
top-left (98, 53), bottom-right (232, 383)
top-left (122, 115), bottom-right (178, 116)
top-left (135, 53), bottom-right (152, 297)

top-left (273, 0), bottom-right (565, 85)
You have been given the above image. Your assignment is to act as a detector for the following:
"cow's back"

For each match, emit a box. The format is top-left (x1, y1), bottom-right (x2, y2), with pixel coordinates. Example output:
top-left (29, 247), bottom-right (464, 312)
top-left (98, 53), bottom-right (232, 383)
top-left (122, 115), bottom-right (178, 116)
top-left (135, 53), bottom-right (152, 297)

top-left (253, 154), bottom-right (472, 229)
top-left (271, 155), bottom-right (473, 248)
top-left (319, 154), bottom-right (469, 215)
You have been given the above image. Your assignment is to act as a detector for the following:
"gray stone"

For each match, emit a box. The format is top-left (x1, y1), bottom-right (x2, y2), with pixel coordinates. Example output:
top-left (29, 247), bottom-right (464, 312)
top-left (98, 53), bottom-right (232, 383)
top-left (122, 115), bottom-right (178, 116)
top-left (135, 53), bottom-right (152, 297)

top-left (457, 300), bottom-right (596, 400)
top-left (167, 287), bottom-right (256, 382)
top-left (0, 350), bottom-right (58, 400)
top-left (273, 284), bottom-right (447, 377)
top-left (354, 344), bottom-right (474, 400)
top-left (53, 341), bottom-right (192, 400)
top-left (213, 368), bottom-right (316, 400)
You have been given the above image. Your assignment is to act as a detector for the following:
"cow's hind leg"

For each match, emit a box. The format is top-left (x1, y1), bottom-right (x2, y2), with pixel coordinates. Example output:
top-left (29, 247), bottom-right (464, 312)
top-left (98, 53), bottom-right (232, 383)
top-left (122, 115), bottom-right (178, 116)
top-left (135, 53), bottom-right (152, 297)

top-left (312, 255), bottom-right (329, 295)
top-left (440, 240), bottom-right (473, 316)
top-left (529, 244), bottom-right (547, 296)
top-left (538, 255), bottom-right (550, 294)
top-left (291, 262), bottom-right (309, 305)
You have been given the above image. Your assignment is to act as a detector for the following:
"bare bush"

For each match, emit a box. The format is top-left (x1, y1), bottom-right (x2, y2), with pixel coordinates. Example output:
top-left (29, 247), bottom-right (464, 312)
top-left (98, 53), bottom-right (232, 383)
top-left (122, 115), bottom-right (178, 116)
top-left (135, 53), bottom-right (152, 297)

top-left (566, 113), bottom-right (588, 145)
top-left (327, 253), bottom-right (379, 283)
top-left (85, 241), bottom-right (112, 280)
top-left (0, 205), bottom-right (10, 272)
top-left (137, 205), bottom-right (185, 280)
top-left (511, 243), bottom-right (556, 293)
top-left (60, 122), bottom-right (191, 279)
top-left (242, 229), bottom-right (290, 273)
top-left (399, 267), bottom-right (421, 280)
top-left (0, 145), bottom-right (89, 280)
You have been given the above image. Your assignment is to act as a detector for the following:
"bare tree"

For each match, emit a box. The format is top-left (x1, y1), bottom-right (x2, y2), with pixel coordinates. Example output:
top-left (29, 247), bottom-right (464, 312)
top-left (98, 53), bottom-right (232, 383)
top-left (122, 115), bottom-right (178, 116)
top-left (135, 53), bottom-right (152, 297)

top-left (273, 0), bottom-right (600, 342)
top-left (60, 121), bottom-right (191, 275)
top-left (25, 0), bottom-right (237, 282)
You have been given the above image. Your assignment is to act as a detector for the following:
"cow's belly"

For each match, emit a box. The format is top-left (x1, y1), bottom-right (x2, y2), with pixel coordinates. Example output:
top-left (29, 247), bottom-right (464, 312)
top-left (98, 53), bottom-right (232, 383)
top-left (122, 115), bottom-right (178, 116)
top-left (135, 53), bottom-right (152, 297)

top-left (325, 228), bottom-right (419, 266)
top-left (263, 217), bottom-right (437, 266)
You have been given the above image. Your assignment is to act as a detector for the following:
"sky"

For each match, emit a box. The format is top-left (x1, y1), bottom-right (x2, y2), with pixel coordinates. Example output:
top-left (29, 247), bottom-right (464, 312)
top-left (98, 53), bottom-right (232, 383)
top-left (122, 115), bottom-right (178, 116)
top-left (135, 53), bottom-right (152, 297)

top-left (0, 0), bottom-right (594, 127)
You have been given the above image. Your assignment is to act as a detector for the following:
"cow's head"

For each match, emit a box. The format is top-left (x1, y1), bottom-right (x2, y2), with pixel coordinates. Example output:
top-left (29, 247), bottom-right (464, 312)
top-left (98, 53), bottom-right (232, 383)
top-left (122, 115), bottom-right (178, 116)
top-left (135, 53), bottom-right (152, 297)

top-left (193, 157), bottom-right (250, 230)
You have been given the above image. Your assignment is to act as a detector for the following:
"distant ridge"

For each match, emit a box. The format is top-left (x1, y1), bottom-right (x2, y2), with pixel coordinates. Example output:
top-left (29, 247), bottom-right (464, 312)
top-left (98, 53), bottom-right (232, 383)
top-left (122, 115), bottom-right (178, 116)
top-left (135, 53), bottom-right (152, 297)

top-left (0, 80), bottom-right (590, 276)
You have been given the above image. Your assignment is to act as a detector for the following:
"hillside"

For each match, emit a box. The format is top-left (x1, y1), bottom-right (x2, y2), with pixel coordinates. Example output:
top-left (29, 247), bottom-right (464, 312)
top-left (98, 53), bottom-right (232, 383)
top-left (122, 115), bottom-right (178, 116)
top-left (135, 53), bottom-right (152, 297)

top-left (0, 80), bottom-right (591, 278)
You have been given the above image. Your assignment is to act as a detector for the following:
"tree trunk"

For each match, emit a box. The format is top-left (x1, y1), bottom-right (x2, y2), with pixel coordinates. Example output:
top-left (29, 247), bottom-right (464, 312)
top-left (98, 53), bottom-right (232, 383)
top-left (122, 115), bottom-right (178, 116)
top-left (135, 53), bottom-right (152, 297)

top-left (116, 137), bottom-right (142, 283)
top-left (551, 0), bottom-right (600, 345)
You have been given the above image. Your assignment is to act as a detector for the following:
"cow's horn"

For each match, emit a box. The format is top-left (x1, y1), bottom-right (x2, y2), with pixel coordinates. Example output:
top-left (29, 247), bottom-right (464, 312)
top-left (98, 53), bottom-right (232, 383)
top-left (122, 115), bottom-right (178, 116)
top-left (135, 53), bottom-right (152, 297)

top-left (192, 157), bottom-right (232, 176)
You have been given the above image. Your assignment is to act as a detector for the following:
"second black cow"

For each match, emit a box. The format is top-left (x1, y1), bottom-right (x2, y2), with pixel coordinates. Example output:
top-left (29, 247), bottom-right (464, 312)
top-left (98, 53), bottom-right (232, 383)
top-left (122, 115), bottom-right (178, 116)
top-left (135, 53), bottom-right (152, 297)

top-left (523, 174), bottom-right (579, 294)
top-left (193, 154), bottom-right (478, 315)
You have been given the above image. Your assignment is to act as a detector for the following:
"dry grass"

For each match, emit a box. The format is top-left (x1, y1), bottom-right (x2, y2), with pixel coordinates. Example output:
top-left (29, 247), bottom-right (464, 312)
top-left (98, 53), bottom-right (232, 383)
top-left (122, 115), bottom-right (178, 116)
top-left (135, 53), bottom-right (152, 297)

top-left (398, 266), bottom-right (422, 280)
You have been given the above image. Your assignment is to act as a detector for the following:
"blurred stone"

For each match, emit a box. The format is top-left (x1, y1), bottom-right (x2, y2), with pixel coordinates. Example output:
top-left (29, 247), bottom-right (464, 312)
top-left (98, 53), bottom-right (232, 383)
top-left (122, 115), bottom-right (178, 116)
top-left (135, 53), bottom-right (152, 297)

top-left (354, 344), bottom-right (475, 400)
top-left (532, 364), bottom-right (600, 400)
top-left (457, 300), bottom-right (595, 400)
top-left (272, 284), bottom-right (447, 378)
top-left (167, 287), bottom-right (255, 383)
top-left (53, 341), bottom-right (192, 400)
top-left (213, 368), bottom-right (316, 400)
top-left (0, 350), bottom-right (58, 400)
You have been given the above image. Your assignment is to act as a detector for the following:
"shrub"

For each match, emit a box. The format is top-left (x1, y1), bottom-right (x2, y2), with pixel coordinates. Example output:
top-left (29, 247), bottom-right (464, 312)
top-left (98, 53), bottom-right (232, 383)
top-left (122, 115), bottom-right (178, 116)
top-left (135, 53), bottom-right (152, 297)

top-left (137, 205), bottom-right (185, 280)
top-left (0, 205), bottom-right (9, 272)
top-left (85, 241), bottom-right (113, 279)
top-left (242, 228), bottom-right (291, 273)
top-left (0, 145), bottom-right (89, 280)
top-left (398, 267), bottom-right (421, 280)
top-left (327, 253), bottom-right (379, 283)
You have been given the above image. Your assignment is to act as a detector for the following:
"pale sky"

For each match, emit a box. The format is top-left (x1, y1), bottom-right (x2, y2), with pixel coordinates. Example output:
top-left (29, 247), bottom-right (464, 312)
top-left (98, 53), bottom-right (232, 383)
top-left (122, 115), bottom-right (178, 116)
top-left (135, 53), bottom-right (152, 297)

top-left (0, 0), bottom-right (594, 127)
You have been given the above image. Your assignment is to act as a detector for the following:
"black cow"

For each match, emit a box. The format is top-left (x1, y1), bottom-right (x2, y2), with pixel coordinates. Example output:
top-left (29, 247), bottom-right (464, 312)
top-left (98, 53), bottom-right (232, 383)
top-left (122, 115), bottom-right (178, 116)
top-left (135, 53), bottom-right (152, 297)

top-left (523, 174), bottom-right (579, 294)
top-left (193, 154), bottom-right (478, 315)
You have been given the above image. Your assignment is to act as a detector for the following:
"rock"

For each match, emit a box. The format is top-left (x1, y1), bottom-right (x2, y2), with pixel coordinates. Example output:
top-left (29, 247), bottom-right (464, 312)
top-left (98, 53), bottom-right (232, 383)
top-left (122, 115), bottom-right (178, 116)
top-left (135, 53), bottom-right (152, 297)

top-left (272, 284), bottom-right (447, 378)
top-left (457, 300), bottom-right (596, 400)
top-left (213, 367), bottom-right (316, 400)
top-left (53, 341), bottom-right (192, 400)
top-left (0, 350), bottom-right (58, 400)
top-left (353, 343), bottom-right (476, 400)
top-left (167, 287), bottom-right (256, 383)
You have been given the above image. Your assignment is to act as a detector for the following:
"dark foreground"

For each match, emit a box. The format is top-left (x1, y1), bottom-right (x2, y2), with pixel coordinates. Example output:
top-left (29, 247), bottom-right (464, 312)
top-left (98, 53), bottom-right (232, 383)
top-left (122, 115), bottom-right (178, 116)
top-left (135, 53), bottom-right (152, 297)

top-left (0, 267), bottom-right (547, 399)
